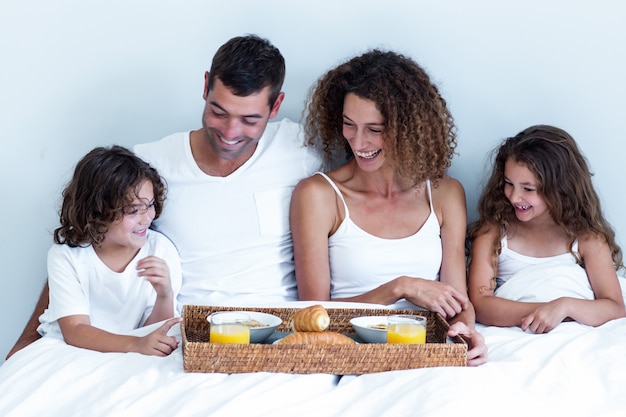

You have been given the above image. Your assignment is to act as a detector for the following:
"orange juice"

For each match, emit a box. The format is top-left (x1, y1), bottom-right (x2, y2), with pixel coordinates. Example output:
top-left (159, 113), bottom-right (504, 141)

top-left (387, 323), bottom-right (426, 344)
top-left (210, 324), bottom-right (250, 344)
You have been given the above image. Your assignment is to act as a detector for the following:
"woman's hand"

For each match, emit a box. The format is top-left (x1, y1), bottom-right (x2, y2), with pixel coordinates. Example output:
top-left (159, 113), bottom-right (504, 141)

top-left (447, 321), bottom-right (488, 366)
top-left (398, 276), bottom-right (469, 318)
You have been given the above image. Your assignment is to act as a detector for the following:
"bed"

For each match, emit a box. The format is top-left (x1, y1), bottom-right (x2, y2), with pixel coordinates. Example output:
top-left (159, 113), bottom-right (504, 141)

top-left (2, 266), bottom-right (626, 417)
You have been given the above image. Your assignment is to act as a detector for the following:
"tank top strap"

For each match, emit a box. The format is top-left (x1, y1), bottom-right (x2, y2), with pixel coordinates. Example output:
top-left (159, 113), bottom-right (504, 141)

top-left (314, 172), bottom-right (350, 218)
top-left (425, 179), bottom-right (433, 213)
top-left (571, 239), bottom-right (580, 255)
top-left (501, 233), bottom-right (508, 249)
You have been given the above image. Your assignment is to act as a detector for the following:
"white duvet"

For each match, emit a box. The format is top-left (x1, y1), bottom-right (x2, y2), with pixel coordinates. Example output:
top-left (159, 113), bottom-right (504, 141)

top-left (495, 262), bottom-right (596, 302)
top-left (2, 294), bottom-right (626, 416)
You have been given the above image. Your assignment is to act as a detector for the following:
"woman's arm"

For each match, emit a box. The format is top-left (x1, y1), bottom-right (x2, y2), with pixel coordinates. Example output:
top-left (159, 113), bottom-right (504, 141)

top-left (290, 175), bottom-right (337, 301)
top-left (435, 178), bottom-right (488, 366)
top-left (389, 178), bottom-right (471, 319)
top-left (436, 178), bottom-right (471, 322)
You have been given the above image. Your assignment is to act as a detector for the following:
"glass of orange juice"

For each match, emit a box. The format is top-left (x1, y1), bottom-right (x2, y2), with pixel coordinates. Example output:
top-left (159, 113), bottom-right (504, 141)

top-left (386, 314), bottom-right (426, 344)
top-left (209, 312), bottom-right (250, 344)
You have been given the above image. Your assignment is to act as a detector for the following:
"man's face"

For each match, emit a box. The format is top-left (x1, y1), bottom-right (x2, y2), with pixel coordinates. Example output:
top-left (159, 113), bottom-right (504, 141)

top-left (201, 77), bottom-right (282, 163)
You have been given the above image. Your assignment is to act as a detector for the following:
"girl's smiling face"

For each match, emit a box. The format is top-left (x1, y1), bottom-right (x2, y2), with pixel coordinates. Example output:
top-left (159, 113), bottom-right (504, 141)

top-left (503, 158), bottom-right (551, 223)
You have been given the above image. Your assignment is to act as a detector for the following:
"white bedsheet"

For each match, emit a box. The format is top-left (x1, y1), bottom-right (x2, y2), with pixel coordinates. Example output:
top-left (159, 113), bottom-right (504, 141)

top-left (2, 301), bottom-right (626, 416)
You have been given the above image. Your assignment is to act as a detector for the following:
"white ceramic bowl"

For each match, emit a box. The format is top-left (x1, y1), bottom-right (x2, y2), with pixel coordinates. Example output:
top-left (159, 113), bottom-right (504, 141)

top-left (350, 316), bottom-right (388, 343)
top-left (246, 311), bottom-right (284, 343)
top-left (207, 311), bottom-right (282, 343)
top-left (248, 312), bottom-right (282, 343)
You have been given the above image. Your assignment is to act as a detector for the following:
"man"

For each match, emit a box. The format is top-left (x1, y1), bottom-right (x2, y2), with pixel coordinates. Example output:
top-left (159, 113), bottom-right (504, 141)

top-left (134, 34), bottom-right (322, 307)
top-left (7, 34), bottom-right (322, 359)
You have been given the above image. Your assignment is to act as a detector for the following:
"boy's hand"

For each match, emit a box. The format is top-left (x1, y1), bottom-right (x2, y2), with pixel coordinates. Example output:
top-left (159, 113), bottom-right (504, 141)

top-left (135, 317), bottom-right (181, 356)
top-left (137, 256), bottom-right (172, 297)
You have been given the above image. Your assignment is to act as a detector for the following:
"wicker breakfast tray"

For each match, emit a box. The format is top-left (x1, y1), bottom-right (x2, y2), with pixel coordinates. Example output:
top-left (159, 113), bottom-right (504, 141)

top-left (182, 305), bottom-right (467, 374)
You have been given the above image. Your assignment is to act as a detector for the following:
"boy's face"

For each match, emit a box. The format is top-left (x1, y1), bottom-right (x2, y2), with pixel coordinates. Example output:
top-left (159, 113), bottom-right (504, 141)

top-left (97, 180), bottom-right (156, 259)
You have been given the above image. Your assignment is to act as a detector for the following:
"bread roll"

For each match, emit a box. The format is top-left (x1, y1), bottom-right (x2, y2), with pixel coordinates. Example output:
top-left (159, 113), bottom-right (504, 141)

top-left (290, 304), bottom-right (330, 332)
top-left (277, 331), bottom-right (356, 345)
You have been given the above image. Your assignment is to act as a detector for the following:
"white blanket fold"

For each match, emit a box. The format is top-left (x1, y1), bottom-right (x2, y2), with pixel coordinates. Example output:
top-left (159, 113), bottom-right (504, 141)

top-left (495, 262), bottom-right (594, 302)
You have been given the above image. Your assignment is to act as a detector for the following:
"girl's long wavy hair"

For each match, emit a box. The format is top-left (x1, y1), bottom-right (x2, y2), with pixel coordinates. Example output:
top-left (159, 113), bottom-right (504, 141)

top-left (54, 145), bottom-right (166, 248)
top-left (468, 125), bottom-right (622, 273)
top-left (303, 49), bottom-right (456, 187)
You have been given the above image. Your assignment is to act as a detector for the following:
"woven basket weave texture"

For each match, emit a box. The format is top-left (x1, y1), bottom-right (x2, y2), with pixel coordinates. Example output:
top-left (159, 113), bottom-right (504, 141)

top-left (182, 305), bottom-right (467, 374)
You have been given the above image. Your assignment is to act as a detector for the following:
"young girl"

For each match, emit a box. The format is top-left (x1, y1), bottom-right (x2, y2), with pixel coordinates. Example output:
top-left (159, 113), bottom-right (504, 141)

top-left (468, 125), bottom-right (625, 333)
top-left (37, 145), bottom-right (182, 356)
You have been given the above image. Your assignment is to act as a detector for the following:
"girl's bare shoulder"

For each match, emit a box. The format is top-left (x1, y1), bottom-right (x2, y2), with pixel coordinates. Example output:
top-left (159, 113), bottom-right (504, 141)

top-left (577, 231), bottom-right (611, 253)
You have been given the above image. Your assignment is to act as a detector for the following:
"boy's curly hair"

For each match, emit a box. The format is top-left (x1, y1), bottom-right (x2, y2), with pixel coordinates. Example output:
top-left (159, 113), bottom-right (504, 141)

top-left (54, 145), bottom-right (166, 248)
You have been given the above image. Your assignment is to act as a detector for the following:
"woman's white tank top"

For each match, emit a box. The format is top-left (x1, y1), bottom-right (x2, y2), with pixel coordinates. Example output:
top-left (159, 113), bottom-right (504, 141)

top-left (316, 172), bottom-right (442, 308)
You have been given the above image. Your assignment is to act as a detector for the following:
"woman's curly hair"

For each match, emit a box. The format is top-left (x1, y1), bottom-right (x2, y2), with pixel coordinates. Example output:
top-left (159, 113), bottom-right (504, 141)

top-left (303, 49), bottom-right (457, 187)
top-left (468, 124), bottom-right (623, 272)
top-left (54, 145), bottom-right (166, 248)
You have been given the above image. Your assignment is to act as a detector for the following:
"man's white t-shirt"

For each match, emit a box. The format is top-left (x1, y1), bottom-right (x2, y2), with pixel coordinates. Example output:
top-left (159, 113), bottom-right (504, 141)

top-left (134, 119), bottom-right (322, 306)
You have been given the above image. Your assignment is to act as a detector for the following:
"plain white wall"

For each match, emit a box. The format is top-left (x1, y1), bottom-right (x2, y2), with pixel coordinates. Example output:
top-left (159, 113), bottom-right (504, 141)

top-left (1, 0), bottom-right (624, 361)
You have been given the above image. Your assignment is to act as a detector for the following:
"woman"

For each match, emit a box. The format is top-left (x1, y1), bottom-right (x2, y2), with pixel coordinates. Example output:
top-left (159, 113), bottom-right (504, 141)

top-left (290, 50), bottom-right (486, 365)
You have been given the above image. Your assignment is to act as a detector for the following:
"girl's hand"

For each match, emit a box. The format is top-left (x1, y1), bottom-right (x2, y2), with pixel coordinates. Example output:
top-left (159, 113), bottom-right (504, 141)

top-left (400, 276), bottom-right (469, 318)
top-left (134, 317), bottom-right (181, 356)
top-left (520, 298), bottom-right (568, 333)
top-left (137, 256), bottom-right (173, 298)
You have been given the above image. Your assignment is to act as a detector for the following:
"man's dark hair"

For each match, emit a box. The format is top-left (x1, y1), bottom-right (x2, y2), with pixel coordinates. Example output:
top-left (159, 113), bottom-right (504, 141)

top-left (208, 34), bottom-right (286, 107)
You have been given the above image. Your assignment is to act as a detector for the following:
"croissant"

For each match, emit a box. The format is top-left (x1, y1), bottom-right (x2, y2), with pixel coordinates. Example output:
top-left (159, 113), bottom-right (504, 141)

top-left (277, 331), bottom-right (356, 345)
top-left (290, 304), bottom-right (330, 332)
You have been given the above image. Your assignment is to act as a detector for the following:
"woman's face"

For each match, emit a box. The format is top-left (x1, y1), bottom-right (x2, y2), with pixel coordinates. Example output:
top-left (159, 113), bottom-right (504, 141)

top-left (503, 158), bottom-right (551, 223)
top-left (342, 93), bottom-right (387, 172)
